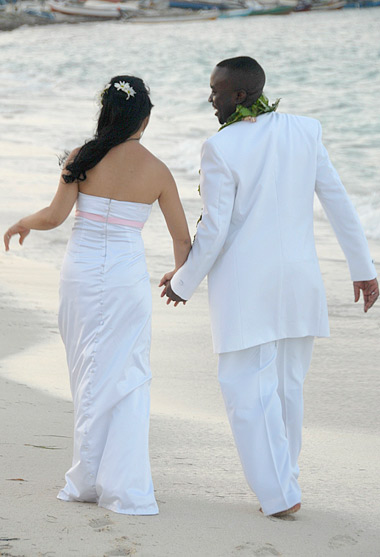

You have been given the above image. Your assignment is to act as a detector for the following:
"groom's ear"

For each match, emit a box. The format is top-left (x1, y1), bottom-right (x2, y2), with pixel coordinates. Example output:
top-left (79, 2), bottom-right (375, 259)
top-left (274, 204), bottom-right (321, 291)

top-left (235, 89), bottom-right (247, 104)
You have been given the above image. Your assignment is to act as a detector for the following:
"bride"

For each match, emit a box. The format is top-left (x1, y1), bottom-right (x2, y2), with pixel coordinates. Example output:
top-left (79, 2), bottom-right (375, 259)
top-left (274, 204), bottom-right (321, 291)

top-left (4, 75), bottom-right (191, 515)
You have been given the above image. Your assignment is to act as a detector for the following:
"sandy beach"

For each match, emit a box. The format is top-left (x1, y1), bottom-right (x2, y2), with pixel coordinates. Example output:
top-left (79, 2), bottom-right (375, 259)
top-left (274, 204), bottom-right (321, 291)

top-left (1, 218), bottom-right (379, 557)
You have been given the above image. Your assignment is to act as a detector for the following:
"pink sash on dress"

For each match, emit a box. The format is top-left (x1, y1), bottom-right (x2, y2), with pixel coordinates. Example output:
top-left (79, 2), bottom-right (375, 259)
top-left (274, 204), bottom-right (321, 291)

top-left (75, 210), bottom-right (144, 229)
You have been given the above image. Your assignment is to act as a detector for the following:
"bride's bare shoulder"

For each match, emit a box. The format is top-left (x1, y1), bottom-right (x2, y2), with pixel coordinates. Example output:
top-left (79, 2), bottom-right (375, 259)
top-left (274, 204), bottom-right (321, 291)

top-left (138, 145), bottom-right (173, 178)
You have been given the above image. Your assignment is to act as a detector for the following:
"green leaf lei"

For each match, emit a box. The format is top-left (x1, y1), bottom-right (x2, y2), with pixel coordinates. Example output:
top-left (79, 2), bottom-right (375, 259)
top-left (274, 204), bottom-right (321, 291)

top-left (219, 94), bottom-right (280, 130)
top-left (195, 95), bottom-right (280, 231)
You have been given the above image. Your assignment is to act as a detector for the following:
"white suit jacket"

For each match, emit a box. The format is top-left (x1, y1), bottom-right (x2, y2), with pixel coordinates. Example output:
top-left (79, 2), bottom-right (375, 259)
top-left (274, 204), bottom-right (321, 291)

top-left (171, 112), bottom-right (376, 354)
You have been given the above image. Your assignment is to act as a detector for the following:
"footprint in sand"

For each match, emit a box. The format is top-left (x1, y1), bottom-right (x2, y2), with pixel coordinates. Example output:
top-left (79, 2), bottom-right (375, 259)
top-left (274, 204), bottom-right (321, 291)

top-left (328, 534), bottom-right (358, 549)
top-left (104, 549), bottom-right (135, 556)
top-left (235, 542), bottom-right (281, 556)
top-left (89, 516), bottom-right (114, 531)
top-left (254, 544), bottom-right (281, 556)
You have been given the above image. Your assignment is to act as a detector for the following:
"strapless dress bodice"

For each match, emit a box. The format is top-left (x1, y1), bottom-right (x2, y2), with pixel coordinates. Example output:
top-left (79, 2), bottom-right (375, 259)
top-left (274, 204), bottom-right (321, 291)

top-left (76, 192), bottom-right (152, 229)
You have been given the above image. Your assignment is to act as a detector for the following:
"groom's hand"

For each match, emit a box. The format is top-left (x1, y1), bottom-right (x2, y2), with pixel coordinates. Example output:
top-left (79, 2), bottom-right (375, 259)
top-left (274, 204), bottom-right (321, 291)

top-left (159, 271), bottom-right (187, 306)
top-left (353, 278), bottom-right (379, 313)
top-left (161, 281), bottom-right (187, 307)
top-left (166, 282), bottom-right (187, 306)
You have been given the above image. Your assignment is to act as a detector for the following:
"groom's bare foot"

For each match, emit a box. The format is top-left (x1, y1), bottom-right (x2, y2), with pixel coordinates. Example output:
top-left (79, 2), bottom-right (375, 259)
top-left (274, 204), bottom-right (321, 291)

top-left (260, 503), bottom-right (301, 517)
top-left (271, 503), bottom-right (301, 518)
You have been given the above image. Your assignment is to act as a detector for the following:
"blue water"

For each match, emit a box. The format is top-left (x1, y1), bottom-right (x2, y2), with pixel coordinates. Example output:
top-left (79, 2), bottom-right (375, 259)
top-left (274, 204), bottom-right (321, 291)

top-left (1, 9), bottom-right (379, 277)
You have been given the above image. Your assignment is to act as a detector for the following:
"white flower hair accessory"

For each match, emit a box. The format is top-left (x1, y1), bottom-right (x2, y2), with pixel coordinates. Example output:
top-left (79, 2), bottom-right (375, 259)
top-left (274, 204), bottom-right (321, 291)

top-left (114, 81), bottom-right (136, 100)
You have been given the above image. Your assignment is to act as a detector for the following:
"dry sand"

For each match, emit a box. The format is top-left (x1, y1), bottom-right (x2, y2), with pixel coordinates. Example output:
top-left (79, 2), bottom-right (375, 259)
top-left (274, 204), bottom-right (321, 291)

top-left (1, 219), bottom-right (379, 557)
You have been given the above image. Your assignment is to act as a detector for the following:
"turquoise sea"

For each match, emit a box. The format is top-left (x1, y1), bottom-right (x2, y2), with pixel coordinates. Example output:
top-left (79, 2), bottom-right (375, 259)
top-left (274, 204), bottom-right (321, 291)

top-left (1, 9), bottom-right (379, 279)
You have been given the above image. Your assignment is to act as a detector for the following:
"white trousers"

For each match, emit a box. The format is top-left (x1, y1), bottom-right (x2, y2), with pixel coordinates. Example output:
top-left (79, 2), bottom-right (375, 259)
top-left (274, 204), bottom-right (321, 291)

top-left (218, 337), bottom-right (314, 515)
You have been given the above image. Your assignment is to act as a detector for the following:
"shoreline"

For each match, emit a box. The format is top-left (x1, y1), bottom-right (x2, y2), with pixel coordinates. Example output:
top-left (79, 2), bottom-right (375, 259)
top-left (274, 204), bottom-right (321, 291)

top-left (0, 7), bottom-right (119, 32)
top-left (0, 14), bottom-right (120, 32)
top-left (1, 219), bottom-right (380, 555)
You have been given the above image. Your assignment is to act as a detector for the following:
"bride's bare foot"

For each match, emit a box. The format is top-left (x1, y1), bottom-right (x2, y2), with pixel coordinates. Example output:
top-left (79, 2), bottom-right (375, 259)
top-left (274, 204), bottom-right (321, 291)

top-left (259, 503), bottom-right (301, 517)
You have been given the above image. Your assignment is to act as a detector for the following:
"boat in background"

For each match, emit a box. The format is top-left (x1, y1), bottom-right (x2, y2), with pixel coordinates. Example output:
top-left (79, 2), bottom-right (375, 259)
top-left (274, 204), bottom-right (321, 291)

top-left (219, 0), bottom-right (294, 16)
top-left (48, 0), bottom-right (123, 17)
top-left (344, 0), bottom-right (380, 6)
top-left (48, 0), bottom-right (218, 20)
top-left (121, 6), bottom-right (219, 19)
top-left (23, 6), bottom-right (56, 17)
top-left (309, 0), bottom-right (345, 9)
top-left (294, 0), bottom-right (344, 8)
top-left (170, 0), bottom-right (294, 9)
top-left (169, 0), bottom-right (242, 9)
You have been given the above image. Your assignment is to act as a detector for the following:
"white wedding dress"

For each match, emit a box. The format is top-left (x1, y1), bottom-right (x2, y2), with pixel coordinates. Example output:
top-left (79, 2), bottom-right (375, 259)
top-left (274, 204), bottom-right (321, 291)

top-left (57, 192), bottom-right (158, 515)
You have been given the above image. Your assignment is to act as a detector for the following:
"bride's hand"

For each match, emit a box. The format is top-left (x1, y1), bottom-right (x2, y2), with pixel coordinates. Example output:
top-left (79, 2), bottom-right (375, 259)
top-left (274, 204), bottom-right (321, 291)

top-left (4, 223), bottom-right (30, 251)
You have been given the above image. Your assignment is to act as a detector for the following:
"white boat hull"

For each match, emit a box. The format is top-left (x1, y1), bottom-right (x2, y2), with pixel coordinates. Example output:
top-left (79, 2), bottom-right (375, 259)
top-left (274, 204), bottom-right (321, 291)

top-left (48, 0), bottom-right (121, 17)
top-left (48, 0), bottom-right (217, 19)
top-left (120, 7), bottom-right (218, 20)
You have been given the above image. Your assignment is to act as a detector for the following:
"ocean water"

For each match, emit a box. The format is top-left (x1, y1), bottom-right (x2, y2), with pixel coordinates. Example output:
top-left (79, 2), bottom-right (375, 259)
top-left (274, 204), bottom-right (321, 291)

top-left (1, 9), bottom-right (379, 280)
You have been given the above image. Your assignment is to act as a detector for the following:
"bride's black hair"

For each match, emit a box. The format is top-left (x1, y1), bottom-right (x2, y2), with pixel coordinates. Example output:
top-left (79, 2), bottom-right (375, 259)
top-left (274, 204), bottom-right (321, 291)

top-left (63, 75), bottom-right (153, 183)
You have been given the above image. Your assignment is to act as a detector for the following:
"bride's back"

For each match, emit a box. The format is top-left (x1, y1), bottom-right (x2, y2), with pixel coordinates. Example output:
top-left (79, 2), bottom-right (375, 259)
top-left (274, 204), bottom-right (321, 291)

top-left (79, 140), bottom-right (165, 205)
top-left (63, 76), bottom-right (183, 224)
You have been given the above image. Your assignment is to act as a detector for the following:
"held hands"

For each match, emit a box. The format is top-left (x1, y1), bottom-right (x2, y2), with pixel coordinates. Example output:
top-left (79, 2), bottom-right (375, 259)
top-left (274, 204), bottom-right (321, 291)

top-left (353, 278), bottom-right (379, 313)
top-left (159, 270), bottom-right (187, 307)
top-left (3, 223), bottom-right (30, 251)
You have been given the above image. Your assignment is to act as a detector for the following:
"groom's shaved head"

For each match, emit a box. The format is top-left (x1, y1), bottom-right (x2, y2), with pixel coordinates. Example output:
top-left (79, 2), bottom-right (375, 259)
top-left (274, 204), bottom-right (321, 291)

top-left (216, 56), bottom-right (266, 104)
top-left (209, 56), bottom-right (266, 124)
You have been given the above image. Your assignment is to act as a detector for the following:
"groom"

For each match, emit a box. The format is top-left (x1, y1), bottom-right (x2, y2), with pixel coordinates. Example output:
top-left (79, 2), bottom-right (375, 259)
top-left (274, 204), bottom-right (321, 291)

top-left (162, 56), bottom-right (378, 517)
